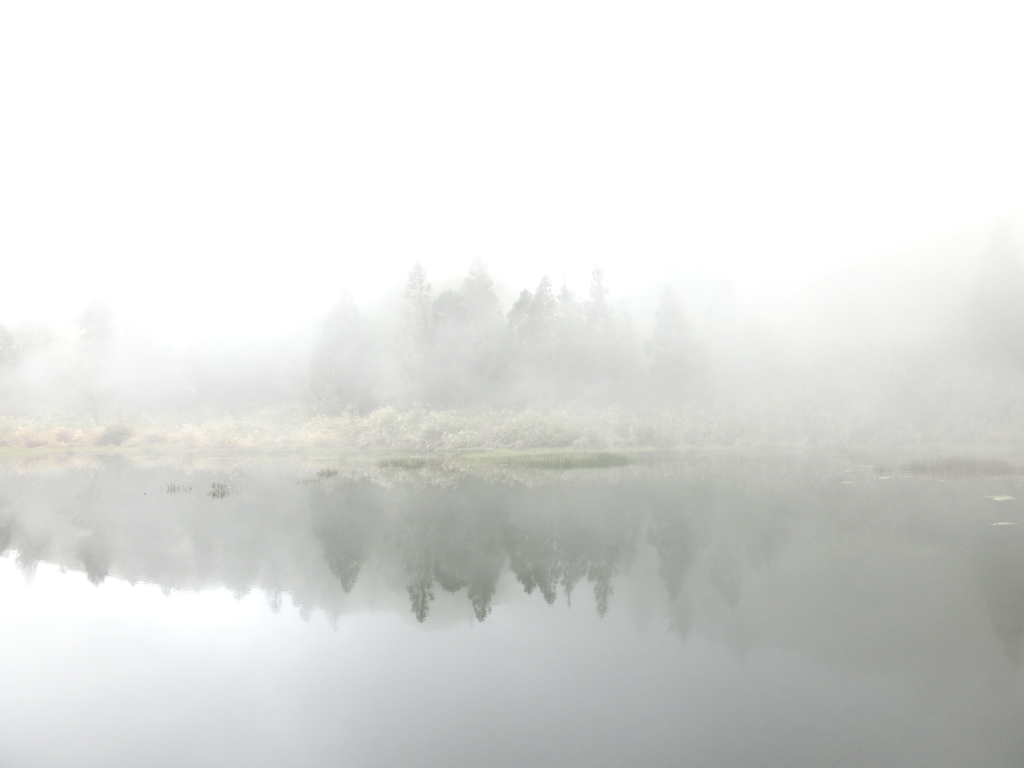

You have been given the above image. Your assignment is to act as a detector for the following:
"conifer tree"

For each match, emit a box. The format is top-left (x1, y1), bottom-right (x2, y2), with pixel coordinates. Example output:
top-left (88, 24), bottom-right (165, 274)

top-left (403, 263), bottom-right (432, 345)
top-left (310, 294), bottom-right (380, 412)
top-left (0, 323), bottom-right (13, 367)
top-left (462, 260), bottom-right (502, 329)
top-left (525, 276), bottom-right (556, 346)
top-left (647, 287), bottom-right (695, 397)
top-left (584, 268), bottom-right (612, 335)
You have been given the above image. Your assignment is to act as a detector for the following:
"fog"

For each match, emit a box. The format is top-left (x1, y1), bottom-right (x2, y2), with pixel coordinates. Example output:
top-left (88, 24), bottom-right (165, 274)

top-left (4, 0), bottom-right (1024, 341)
top-left (4, 1), bottom-right (1024, 450)
top-left (4, 3), bottom-right (1024, 765)
top-left (4, 223), bottom-right (1024, 450)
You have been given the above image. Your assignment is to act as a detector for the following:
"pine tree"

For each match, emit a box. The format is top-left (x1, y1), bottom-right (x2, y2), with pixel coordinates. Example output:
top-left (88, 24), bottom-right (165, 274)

top-left (310, 294), bottom-right (380, 412)
top-left (0, 323), bottom-right (13, 366)
top-left (403, 263), bottom-right (432, 344)
top-left (647, 287), bottom-right (695, 397)
top-left (969, 231), bottom-right (1024, 365)
top-left (525, 276), bottom-right (556, 346)
top-left (584, 268), bottom-right (612, 335)
top-left (462, 260), bottom-right (502, 328)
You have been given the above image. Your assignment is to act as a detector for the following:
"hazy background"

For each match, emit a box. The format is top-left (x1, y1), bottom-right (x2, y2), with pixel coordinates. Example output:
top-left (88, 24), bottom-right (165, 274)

top-left (3, 0), bottom-right (1024, 444)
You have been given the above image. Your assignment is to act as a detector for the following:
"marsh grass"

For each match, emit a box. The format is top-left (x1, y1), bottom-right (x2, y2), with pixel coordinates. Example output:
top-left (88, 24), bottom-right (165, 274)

top-left (0, 406), bottom-right (696, 456)
top-left (897, 457), bottom-right (1024, 478)
top-left (95, 426), bottom-right (133, 446)
top-left (377, 457), bottom-right (447, 470)
top-left (298, 467), bottom-right (341, 484)
top-left (491, 451), bottom-right (633, 469)
top-left (208, 482), bottom-right (232, 499)
top-left (6, 401), bottom-right (1024, 464)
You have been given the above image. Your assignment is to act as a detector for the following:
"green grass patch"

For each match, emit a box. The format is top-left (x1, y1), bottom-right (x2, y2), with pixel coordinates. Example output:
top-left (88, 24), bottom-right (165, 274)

top-left (896, 457), bottom-right (1023, 478)
top-left (377, 457), bottom-right (449, 470)
top-left (491, 451), bottom-right (634, 469)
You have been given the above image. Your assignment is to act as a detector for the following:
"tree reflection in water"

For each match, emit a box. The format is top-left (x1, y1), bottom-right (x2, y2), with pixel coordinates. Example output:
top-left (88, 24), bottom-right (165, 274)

top-left (1, 457), bottom-right (1023, 667)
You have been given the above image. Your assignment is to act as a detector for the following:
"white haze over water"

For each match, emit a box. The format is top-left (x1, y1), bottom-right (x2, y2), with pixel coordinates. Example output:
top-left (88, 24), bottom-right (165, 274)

top-left (2, 0), bottom-right (1024, 344)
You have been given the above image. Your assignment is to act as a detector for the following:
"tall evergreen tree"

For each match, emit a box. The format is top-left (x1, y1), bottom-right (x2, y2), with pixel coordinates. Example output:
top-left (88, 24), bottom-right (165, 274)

top-left (462, 259), bottom-right (502, 329)
top-left (525, 276), bottom-right (556, 346)
top-left (969, 231), bottom-right (1024, 366)
top-left (457, 261), bottom-right (505, 404)
top-left (507, 289), bottom-right (533, 337)
top-left (557, 280), bottom-right (580, 324)
top-left (310, 294), bottom-right (380, 412)
top-left (647, 287), bottom-right (695, 398)
top-left (403, 263), bottom-right (432, 345)
top-left (0, 323), bottom-right (13, 367)
top-left (584, 268), bottom-right (612, 336)
top-left (431, 290), bottom-right (467, 327)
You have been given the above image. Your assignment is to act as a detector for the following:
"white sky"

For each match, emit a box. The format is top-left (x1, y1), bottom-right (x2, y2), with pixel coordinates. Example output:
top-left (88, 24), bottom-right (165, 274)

top-left (2, 0), bottom-right (1024, 344)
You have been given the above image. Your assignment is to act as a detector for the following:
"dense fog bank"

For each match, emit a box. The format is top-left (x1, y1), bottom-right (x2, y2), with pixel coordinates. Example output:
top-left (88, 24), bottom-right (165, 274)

top-left (4, 232), bottom-right (1024, 448)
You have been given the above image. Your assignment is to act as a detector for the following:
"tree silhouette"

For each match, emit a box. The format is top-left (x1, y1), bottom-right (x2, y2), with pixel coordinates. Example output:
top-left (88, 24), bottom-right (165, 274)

top-left (968, 232), bottom-right (1024, 366)
top-left (0, 323), bottom-right (13, 367)
top-left (976, 523), bottom-right (1024, 663)
top-left (503, 483), bottom-right (640, 615)
top-left (648, 507), bottom-right (696, 600)
top-left (395, 482), bottom-right (508, 622)
top-left (506, 522), bottom-right (561, 604)
top-left (311, 262), bottom-right (706, 409)
top-left (462, 260), bottom-right (503, 329)
top-left (407, 572), bottom-right (435, 623)
top-left (311, 481), bottom-right (383, 592)
top-left (647, 287), bottom-right (696, 398)
top-left (421, 290), bottom-right (473, 406)
top-left (432, 290), bottom-right (467, 327)
top-left (584, 268), bottom-right (612, 336)
top-left (310, 294), bottom-right (381, 413)
top-left (79, 303), bottom-right (113, 342)
top-left (403, 263), bottom-right (433, 345)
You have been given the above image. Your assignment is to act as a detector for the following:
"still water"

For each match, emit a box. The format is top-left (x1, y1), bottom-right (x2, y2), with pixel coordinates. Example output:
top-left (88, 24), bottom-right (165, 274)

top-left (1, 455), bottom-right (1022, 767)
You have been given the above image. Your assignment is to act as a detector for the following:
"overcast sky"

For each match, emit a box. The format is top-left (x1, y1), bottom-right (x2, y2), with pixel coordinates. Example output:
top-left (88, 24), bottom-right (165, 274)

top-left (2, 0), bottom-right (1024, 344)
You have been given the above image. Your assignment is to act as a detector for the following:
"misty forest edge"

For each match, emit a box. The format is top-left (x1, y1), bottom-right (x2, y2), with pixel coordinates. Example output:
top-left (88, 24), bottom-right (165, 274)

top-left (4, 241), bottom-right (1024, 457)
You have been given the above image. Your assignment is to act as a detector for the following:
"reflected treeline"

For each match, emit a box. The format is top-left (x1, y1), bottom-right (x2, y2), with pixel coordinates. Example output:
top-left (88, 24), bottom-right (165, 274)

top-left (312, 479), bottom-right (644, 620)
top-left (976, 523), bottom-right (1024, 664)
top-left (1, 459), bottom-right (1023, 665)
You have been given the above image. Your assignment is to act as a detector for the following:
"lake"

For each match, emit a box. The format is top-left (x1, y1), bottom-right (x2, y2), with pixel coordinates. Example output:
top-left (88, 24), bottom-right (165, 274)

top-left (1, 454), bottom-right (1022, 767)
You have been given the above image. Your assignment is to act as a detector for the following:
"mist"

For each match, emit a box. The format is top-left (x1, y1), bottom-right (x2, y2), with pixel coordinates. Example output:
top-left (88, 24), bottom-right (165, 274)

top-left (4, 222), bottom-right (1024, 452)
top-left (4, 0), bottom-right (1024, 453)
top-left (4, 2), bottom-right (1024, 766)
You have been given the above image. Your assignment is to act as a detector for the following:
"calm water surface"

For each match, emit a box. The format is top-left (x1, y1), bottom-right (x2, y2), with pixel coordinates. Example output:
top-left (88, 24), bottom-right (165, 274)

top-left (1, 456), bottom-right (1022, 767)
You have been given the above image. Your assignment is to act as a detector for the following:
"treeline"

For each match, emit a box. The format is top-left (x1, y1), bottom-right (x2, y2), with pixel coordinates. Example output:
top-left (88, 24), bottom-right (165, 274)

top-left (310, 262), bottom-right (701, 412)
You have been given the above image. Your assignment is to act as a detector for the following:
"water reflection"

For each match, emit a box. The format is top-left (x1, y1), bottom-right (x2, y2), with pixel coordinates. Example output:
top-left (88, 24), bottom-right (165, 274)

top-left (4, 457), bottom-right (1024, 766)
top-left (977, 522), bottom-right (1024, 663)
top-left (1, 456), bottom-right (1023, 664)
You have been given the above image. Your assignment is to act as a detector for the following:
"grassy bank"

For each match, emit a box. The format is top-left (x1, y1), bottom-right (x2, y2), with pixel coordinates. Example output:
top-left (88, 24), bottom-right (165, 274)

top-left (0, 407), bottom-right (699, 457)
top-left (4, 406), bottom-right (1024, 471)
